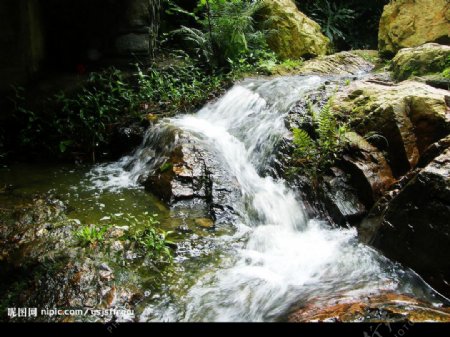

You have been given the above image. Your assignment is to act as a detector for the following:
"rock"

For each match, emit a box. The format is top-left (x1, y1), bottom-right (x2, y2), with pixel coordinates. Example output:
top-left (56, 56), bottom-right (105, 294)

top-left (334, 80), bottom-right (450, 177)
top-left (378, 0), bottom-right (450, 57)
top-left (289, 293), bottom-right (450, 322)
top-left (320, 167), bottom-right (368, 226)
top-left (115, 32), bottom-right (150, 56)
top-left (363, 148), bottom-right (450, 298)
top-left (417, 135), bottom-right (450, 168)
top-left (418, 74), bottom-right (450, 91)
top-left (123, 0), bottom-right (151, 28)
top-left (0, 196), bottom-right (75, 267)
top-left (143, 127), bottom-right (241, 225)
top-left (341, 132), bottom-right (396, 207)
top-left (391, 43), bottom-right (450, 81)
top-left (99, 263), bottom-right (114, 281)
top-left (144, 132), bottom-right (209, 202)
top-left (194, 218), bottom-right (215, 229)
top-left (258, 0), bottom-right (330, 59)
top-left (298, 51), bottom-right (375, 76)
top-left (107, 226), bottom-right (129, 239)
top-left (110, 122), bottom-right (146, 159)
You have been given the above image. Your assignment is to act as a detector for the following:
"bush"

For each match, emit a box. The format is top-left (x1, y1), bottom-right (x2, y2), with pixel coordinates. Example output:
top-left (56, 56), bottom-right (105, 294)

top-left (296, 0), bottom-right (388, 50)
top-left (9, 59), bottom-right (230, 162)
top-left (170, 0), bottom-right (271, 69)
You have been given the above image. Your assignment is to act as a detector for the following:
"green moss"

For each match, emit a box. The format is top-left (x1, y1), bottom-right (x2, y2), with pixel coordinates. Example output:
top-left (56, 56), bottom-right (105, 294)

top-left (442, 67), bottom-right (450, 79)
top-left (159, 162), bottom-right (173, 173)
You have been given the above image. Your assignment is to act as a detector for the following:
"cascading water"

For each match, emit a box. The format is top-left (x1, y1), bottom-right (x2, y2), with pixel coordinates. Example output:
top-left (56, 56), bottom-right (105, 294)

top-left (88, 75), bottom-right (443, 321)
top-left (172, 76), bottom-right (401, 321)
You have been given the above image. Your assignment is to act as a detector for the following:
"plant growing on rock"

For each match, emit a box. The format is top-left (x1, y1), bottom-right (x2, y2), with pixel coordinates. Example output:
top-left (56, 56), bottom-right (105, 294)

top-left (121, 213), bottom-right (174, 263)
top-left (75, 224), bottom-right (108, 247)
top-left (291, 95), bottom-right (348, 178)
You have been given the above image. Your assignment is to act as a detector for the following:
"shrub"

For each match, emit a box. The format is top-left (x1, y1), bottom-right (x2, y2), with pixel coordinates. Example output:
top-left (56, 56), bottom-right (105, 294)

top-left (170, 0), bottom-right (270, 69)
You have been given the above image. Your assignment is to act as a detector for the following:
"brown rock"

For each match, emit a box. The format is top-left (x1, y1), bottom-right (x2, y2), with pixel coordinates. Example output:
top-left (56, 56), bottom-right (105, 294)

top-left (342, 132), bottom-right (396, 205)
top-left (289, 293), bottom-right (450, 322)
top-left (334, 80), bottom-right (450, 177)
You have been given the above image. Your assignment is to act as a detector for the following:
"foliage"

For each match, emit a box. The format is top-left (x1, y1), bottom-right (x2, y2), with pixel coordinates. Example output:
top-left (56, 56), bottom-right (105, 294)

top-left (303, 0), bottom-right (356, 44)
top-left (169, 0), bottom-right (270, 69)
top-left (74, 213), bottom-right (174, 263)
top-left (159, 161), bottom-right (173, 173)
top-left (443, 67), bottom-right (450, 80)
top-left (10, 68), bottom-right (137, 162)
top-left (75, 224), bottom-right (108, 247)
top-left (296, 0), bottom-right (389, 50)
top-left (53, 68), bottom-right (137, 162)
top-left (8, 59), bottom-right (230, 162)
top-left (135, 58), bottom-right (226, 113)
top-left (121, 213), bottom-right (174, 262)
top-left (292, 95), bottom-right (348, 177)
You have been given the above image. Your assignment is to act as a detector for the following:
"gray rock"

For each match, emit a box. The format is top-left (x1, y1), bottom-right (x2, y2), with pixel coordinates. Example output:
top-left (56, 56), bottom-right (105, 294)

top-left (115, 32), bottom-right (150, 55)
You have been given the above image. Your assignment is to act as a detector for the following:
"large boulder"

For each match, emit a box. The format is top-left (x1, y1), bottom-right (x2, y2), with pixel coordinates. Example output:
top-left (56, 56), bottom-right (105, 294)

top-left (334, 80), bottom-right (450, 177)
top-left (297, 51), bottom-right (374, 76)
top-left (363, 148), bottom-right (450, 298)
top-left (258, 0), bottom-right (330, 59)
top-left (142, 128), bottom-right (241, 225)
top-left (378, 0), bottom-right (450, 57)
top-left (391, 43), bottom-right (450, 81)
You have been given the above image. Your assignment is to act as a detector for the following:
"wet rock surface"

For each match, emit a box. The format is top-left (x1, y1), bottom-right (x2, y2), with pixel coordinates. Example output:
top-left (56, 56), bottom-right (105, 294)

top-left (0, 196), bottom-right (173, 322)
top-left (362, 148), bottom-right (450, 298)
top-left (298, 51), bottom-right (375, 76)
top-left (334, 80), bottom-right (450, 177)
top-left (143, 128), bottom-right (242, 225)
top-left (289, 293), bottom-right (450, 322)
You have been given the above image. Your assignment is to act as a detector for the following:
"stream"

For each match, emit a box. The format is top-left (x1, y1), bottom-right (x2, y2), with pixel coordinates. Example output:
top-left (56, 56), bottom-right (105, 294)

top-left (1, 75), bottom-right (447, 322)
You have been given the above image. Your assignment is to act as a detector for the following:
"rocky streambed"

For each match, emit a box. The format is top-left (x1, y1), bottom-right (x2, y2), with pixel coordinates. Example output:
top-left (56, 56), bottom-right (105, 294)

top-left (1, 47), bottom-right (450, 322)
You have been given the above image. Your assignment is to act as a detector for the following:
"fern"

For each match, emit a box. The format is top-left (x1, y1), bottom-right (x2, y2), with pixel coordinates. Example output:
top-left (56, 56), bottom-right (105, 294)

top-left (170, 0), bottom-right (268, 67)
top-left (172, 26), bottom-right (214, 65)
top-left (291, 95), bottom-right (348, 177)
top-left (293, 128), bottom-right (314, 158)
top-left (317, 98), bottom-right (335, 141)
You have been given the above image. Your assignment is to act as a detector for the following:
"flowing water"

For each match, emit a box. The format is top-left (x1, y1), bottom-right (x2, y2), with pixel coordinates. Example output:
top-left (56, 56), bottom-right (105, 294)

top-left (1, 75), bottom-right (446, 321)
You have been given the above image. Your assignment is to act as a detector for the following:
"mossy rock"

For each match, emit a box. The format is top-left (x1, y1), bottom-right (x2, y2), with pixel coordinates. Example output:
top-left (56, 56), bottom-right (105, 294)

top-left (258, 0), bottom-right (330, 60)
top-left (391, 43), bottom-right (450, 81)
top-left (378, 0), bottom-right (450, 57)
top-left (334, 80), bottom-right (450, 177)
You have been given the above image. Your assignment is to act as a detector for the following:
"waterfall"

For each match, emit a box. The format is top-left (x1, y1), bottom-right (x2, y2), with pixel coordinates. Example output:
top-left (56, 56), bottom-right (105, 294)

top-left (171, 76), bottom-right (398, 321)
top-left (87, 75), bottom-right (441, 321)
